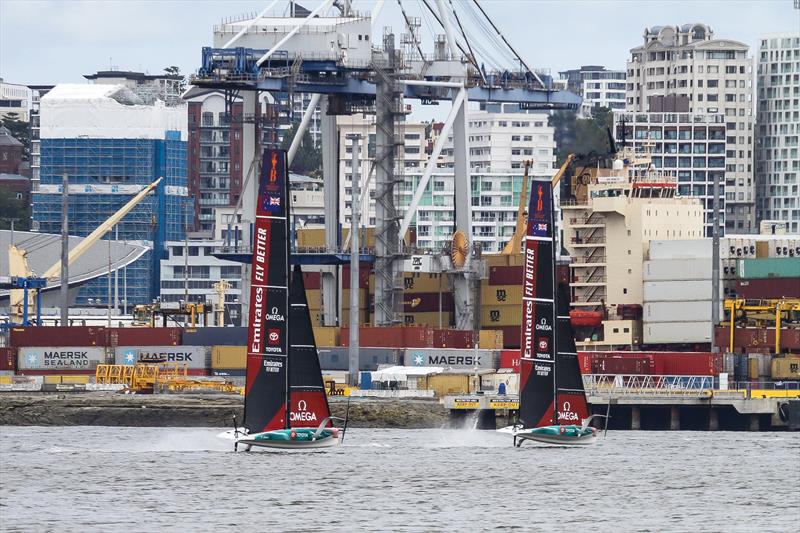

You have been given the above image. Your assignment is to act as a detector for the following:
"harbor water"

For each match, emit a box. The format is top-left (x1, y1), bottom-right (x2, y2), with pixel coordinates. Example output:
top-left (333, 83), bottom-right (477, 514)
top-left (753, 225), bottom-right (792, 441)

top-left (0, 427), bottom-right (797, 532)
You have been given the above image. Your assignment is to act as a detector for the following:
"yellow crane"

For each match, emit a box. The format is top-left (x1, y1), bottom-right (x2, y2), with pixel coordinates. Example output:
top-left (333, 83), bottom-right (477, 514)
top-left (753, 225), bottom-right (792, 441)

top-left (502, 154), bottom-right (575, 255)
top-left (723, 298), bottom-right (800, 354)
top-left (9, 178), bottom-right (163, 323)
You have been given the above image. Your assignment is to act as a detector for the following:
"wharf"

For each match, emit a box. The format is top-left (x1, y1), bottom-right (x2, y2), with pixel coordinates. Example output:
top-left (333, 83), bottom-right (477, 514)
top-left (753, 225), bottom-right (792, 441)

top-left (442, 391), bottom-right (800, 431)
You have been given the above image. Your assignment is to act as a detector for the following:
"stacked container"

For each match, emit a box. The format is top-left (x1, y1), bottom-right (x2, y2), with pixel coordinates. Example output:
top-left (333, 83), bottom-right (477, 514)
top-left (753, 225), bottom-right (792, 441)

top-left (11, 327), bottom-right (110, 375)
top-left (401, 271), bottom-right (453, 326)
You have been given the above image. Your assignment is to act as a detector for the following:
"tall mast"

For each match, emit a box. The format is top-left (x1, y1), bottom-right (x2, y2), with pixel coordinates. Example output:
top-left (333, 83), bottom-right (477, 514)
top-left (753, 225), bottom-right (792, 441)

top-left (550, 186), bottom-right (558, 426)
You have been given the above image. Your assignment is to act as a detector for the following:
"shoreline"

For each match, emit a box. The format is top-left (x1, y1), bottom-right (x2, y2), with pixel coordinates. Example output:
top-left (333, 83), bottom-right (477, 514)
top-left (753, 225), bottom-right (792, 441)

top-left (0, 392), bottom-right (449, 428)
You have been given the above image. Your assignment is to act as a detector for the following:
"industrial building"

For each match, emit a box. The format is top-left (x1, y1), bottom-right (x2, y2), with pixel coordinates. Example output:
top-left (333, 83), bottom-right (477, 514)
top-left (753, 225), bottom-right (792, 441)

top-left (755, 32), bottom-right (800, 234)
top-left (626, 23), bottom-right (755, 234)
top-left (31, 82), bottom-right (192, 306)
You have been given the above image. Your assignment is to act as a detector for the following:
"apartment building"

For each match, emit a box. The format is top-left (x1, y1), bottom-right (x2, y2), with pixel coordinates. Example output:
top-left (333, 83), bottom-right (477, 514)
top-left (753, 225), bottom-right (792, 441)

top-left (558, 65), bottom-right (627, 116)
top-left (756, 32), bottom-right (800, 233)
top-left (626, 23), bottom-right (755, 233)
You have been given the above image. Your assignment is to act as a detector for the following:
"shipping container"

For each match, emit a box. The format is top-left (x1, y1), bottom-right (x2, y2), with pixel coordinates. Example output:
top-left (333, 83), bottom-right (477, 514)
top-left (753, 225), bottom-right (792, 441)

top-left (481, 285), bottom-right (523, 306)
top-left (340, 326), bottom-right (434, 348)
top-left (481, 305), bottom-right (523, 327)
top-left (488, 265), bottom-right (523, 286)
top-left (341, 288), bottom-right (369, 309)
top-left (402, 312), bottom-right (454, 327)
top-left (643, 280), bottom-right (721, 302)
top-left (479, 330), bottom-right (504, 350)
top-left (402, 272), bottom-right (449, 293)
top-left (735, 278), bottom-right (800, 299)
top-left (643, 258), bottom-right (712, 282)
top-left (499, 349), bottom-right (520, 372)
top-left (313, 327), bottom-right (338, 347)
top-left (592, 354), bottom-right (656, 375)
top-left (432, 329), bottom-right (475, 349)
top-left (402, 348), bottom-right (499, 369)
top-left (643, 301), bottom-right (717, 323)
top-left (715, 326), bottom-right (800, 354)
top-left (18, 346), bottom-right (107, 371)
top-left (303, 272), bottom-right (321, 290)
top-left (402, 292), bottom-right (454, 313)
top-left (305, 290), bottom-right (322, 310)
top-left (577, 352), bottom-right (592, 374)
top-left (340, 310), bottom-right (369, 328)
top-left (183, 327), bottom-right (247, 347)
top-left (643, 322), bottom-right (711, 344)
top-left (484, 326), bottom-right (520, 349)
top-left (10, 326), bottom-right (108, 348)
top-left (771, 357), bottom-right (800, 380)
top-left (342, 264), bottom-right (372, 289)
top-left (317, 347), bottom-right (402, 371)
top-left (108, 327), bottom-right (181, 347)
top-left (0, 347), bottom-right (14, 371)
top-left (649, 239), bottom-right (714, 260)
top-left (114, 346), bottom-right (209, 370)
top-left (211, 345), bottom-right (246, 369)
top-left (738, 258), bottom-right (800, 280)
top-left (421, 374), bottom-right (471, 397)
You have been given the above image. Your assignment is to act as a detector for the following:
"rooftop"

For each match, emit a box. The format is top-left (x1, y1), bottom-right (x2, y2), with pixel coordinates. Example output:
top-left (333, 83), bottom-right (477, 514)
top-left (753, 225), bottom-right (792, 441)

top-left (0, 126), bottom-right (23, 147)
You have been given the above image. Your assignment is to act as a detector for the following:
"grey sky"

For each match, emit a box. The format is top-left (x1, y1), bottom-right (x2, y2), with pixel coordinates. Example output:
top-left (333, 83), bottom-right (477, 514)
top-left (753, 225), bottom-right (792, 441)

top-left (1, 0), bottom-right (797, 87)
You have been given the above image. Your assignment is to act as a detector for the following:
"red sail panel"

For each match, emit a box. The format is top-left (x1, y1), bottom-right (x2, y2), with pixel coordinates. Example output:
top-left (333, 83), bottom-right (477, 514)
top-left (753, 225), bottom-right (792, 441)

top-left (518, 181), bottom-right (557, 428)
top-left (288, 265), bottom-right (332, 428)
top-left (244, 149), bottom-right (290, 433)
top-left (555, 284), bottom-right (590, 425)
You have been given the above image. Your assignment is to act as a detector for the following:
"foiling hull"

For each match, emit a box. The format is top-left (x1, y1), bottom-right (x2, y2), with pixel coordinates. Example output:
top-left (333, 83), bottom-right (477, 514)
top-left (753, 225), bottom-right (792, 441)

top-left (220, 427), bottom-right (341, 450)
top-left (505, 425), bottom-right (598, 446)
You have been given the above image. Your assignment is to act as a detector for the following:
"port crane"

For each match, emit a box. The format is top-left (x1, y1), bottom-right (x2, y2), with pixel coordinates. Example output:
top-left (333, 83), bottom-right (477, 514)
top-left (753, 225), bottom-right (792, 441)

top-left (723, 298), bottom-right (800, 354)
top-left (192, 0), bottom-right (581, 331)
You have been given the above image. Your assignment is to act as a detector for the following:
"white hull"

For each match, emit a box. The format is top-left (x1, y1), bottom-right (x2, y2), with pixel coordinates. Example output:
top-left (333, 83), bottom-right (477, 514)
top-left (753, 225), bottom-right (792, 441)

top-left (516, 432), bottom-right (597, 446)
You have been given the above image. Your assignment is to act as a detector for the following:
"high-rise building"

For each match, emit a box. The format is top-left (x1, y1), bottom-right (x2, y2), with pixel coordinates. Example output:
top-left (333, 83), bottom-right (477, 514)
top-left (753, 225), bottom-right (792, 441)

top-left (626, 24), bottom-right (755, 233)
top-left (558, 65), bottom-right (627, 116)
top-left (755, 32), bottom-right (800, 234)
top-left (0, 79), bottom-right (33, 121)
top-left (336, 109), bottom-right (556, 252)
top-left (32, 83), bottom-right (192, 306)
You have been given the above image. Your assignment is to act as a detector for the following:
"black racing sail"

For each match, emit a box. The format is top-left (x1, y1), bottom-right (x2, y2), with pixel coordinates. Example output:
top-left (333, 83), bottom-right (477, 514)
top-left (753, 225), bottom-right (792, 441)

top-left (555, 284), bottom-right (590, 424)
top-left (518, 180), bottom-right (590, 428)
top-left (288, 264), bottom-right (333, 428)
top-left (518, 180), bottom-right (557, 428)
top-left (244, 149), bottom-right (290, 433)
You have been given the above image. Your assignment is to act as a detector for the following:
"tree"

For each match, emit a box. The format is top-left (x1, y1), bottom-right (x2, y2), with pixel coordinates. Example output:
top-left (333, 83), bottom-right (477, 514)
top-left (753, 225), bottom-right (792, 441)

top-left (550, 106), bottom-right (615, 166)
top-left (1, 112), bottom-right (30, 159)
top-left (0, 188), bottom-right (30, 230)
top-left (163, 65), bottom-right (186, 93)
top-left (280, 122), bottom-right (322, 177)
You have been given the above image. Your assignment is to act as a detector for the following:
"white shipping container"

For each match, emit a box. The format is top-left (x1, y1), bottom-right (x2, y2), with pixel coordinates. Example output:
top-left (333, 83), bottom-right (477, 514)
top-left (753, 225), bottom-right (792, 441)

top-left (643, 322), bottom-right (711, 344)
top-left (403, 348), bottom-right (499, 369)
top-left (649, 239), bottom-right (714, 260)
top-left (643, 280), bottom-right (722, 302)
top-left (643, 301), bottom-right (719, 323)
top-left (114, 346), bottom-right (209, 370)
top-left (18, 347), bottom-right (107, 371)
top-left (643, 259), bottom-right (712, 282)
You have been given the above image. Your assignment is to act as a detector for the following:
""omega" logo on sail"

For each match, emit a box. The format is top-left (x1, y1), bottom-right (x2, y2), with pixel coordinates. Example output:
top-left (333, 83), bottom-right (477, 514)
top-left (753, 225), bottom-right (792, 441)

top-left (291, 399), bottom-right (318, 422)
top-left (558, 400), bottom-right (579, 422)
top-left (265, 306), bottom-right (285, 321)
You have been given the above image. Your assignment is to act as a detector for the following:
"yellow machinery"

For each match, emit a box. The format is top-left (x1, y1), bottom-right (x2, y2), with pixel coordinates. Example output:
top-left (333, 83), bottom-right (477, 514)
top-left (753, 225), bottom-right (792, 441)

top-left (502, 154), bottom-right (576, 256)
top-left (95, 362), bottom-right (242, 394)
top-left (723, 298), bottom-right (800, 354)
top-left (9, 178), bottom-right (163, 323)
top-left (132, 302), bottom-right (211, 327)
top-left (213, 280), bottom-right (231, 326)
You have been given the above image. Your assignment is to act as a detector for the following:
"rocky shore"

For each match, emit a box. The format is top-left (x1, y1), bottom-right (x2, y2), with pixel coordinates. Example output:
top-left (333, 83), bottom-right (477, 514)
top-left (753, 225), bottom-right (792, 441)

top-left (0, 392), bottom-right (449, 428)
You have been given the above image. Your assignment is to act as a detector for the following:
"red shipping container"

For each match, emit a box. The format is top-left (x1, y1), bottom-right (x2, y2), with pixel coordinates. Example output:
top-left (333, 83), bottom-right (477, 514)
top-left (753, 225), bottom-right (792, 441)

top-left (432, 329), bottom-right (474, 349)
top-left (654, 352), bottom-right (721, 376)
top-left (10, 326), bottom-right (108, 348)
top-left (303, 272), bottom-right (321, 290)
top-left (488, 266), bottom-right (522, 286)
top-left (0, 347), bottom-right (15, 371)
top-left (499, 349), bottom-right (521, 372)
top-left (405, 292), bottom-right (455, 313)
top-left (577, 352), bottom-right (592, 374)
top-left (483, 326), bottom-right (520, 349)
top-left (716, 326), bottom-right (800, 354)
top-left (592, 354), bottom-right (655, 375)
top-left (340, 326), bottom-right (434, 348)
top-left (736, 278), bottom-right (800, 299)
top-left (342, 264), bottom-right (372, 289)
top-left (107, 327), bottom-right (182, 347)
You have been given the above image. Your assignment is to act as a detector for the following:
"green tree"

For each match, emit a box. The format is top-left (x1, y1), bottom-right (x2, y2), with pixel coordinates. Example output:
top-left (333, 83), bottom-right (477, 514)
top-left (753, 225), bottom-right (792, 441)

top-left (0, 188), bottom-right (30, 230)
top-left (550, 106), bottom-right (615, 165)
top-left (280, 122), bottom-right (322, 177)
top-left (1, 112), bottom-right (30, 159)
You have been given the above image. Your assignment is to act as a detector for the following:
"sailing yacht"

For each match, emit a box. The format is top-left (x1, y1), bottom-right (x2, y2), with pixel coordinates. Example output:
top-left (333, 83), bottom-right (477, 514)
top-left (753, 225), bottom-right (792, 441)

top-left (503, 180), bottom-right (599, 446)
top-left (221, 148), bottom-right (344, 451)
